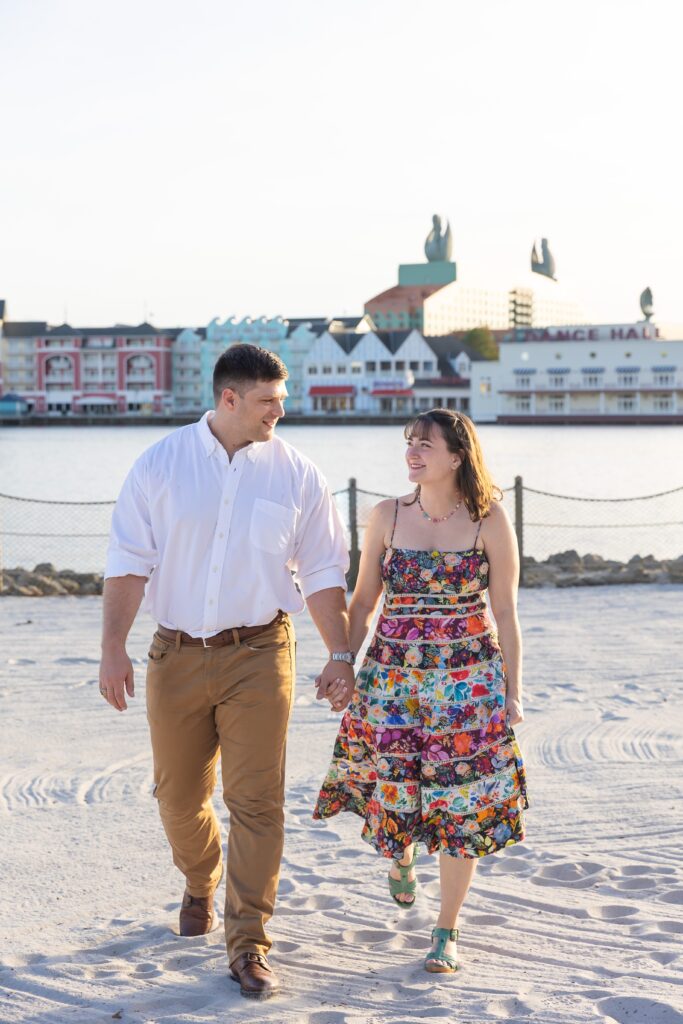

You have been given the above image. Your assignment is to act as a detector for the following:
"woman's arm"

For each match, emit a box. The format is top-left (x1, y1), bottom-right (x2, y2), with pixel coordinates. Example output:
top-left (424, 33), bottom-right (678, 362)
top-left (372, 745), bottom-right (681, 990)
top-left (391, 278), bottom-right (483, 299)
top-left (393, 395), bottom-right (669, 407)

top-left (482, 501), bottom-right (524, 726)
top-left (348, 499), bottom-right (393, 655)
top-left (323, 500), bottom-right (393, 710)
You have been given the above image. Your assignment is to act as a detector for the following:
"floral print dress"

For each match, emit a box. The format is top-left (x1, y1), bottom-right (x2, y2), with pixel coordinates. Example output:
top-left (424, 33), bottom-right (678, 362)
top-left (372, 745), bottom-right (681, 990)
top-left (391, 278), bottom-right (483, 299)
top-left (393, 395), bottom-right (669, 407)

top-left (314, 505), bottom-right (529, 860)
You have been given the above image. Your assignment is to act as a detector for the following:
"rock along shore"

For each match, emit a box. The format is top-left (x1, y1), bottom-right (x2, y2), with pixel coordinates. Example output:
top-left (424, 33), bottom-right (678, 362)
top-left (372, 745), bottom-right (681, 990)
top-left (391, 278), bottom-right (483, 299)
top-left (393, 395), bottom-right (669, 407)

top-left (2, 553), bottom-right (683, 596)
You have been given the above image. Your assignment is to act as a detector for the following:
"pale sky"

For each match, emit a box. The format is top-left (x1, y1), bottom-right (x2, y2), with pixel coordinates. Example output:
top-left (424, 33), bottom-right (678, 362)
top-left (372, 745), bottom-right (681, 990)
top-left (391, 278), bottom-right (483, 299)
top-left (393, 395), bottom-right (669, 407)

top-left (1, 0), bottom-right (681, 329)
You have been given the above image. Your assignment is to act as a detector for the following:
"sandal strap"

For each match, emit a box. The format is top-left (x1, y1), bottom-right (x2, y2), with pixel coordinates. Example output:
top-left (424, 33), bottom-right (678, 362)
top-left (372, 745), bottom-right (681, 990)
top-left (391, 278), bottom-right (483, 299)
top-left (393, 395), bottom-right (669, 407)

top-left (431, 926), bottom-right (458, 942)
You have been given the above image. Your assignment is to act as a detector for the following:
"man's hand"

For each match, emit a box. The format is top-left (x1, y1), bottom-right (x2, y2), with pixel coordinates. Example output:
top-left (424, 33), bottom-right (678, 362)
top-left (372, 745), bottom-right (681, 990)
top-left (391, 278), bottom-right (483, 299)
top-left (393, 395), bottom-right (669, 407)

top-left (315, 660), bottom-right (355, 712)
top-left (99, 643), bottom-right (135, 712)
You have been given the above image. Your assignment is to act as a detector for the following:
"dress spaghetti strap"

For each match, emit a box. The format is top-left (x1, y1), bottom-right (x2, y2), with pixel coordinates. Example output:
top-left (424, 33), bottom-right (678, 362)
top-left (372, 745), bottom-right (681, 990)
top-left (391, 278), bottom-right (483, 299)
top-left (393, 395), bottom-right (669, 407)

top-left (389, 499), bottom-right (399, 547)
top-left (473, 518), bottom-right (484, 550)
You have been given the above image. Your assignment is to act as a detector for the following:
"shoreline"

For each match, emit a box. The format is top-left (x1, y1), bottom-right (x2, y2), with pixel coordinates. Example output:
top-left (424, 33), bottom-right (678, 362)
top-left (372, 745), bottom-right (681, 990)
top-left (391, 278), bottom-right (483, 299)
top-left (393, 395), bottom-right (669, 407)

top-left (3, 551), bottom-right (683, 595)
top-left (3, 414), bottom-right (683, 428)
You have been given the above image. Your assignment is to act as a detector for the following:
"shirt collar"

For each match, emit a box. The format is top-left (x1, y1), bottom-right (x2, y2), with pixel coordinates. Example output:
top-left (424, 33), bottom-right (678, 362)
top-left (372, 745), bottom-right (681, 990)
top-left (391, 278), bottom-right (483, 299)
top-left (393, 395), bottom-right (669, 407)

top-left (197, 411), bottom-right (266, 462)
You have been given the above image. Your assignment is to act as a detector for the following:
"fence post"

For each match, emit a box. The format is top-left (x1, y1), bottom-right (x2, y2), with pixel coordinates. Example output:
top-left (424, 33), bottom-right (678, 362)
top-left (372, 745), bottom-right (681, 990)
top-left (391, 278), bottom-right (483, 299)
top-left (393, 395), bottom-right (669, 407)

top-left (514, 475), bottom-right (524, 586)
top-left (348, 477), bottom-right (360, 590)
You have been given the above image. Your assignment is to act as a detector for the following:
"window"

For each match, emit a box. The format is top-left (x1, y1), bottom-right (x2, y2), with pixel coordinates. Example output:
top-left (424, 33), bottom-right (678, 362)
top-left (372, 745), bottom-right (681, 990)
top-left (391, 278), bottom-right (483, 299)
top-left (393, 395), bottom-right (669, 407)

top-left (422, 361), bottom-right (434, 371)
top-left (515, 397), bottom-right (531, 412)
top-left (583, 374), bottom-right (600, 387)
top-left (307, 365), bottom-right (317, 375)
top-left (409, 361), bottom-right (420, 371)
top-left (617, 396), bottom-right (636, 412)
top-left (518, 377), bottom-right (531, 389)
top-left (380, 361), bottom-right (391, 372)
top-left (366, 361), bottom-right (376, 372)
top-left (549, 397), bottom-right (565, 412)
top-left (395, 360), bottom-right (405, 371)
top-left (322, 365), bottom-right (332, 375)
top-left (461, 397), bottom-right (470, 412)
top-left (480, 378), bottom-right (491, 395)
top-left (446, 397), bottom-right (457, 409)
top-left (350, 362), bottom-right (362, 374)
top-left (618, 373), bottom-right (638, 387)
top-left (336, 365), bottom-right (346, 374)
top-left (654, 373), bottom-right (674, 386)
top-left (654, 396), bottom-right (672, 411)
top-left (551, 376), bottom-right (565, 388)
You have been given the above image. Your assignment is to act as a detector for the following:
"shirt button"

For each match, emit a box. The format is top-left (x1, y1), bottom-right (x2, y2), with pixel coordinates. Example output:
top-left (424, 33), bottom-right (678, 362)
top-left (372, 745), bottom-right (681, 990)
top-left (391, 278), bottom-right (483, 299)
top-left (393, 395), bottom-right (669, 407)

top-left (208, 599), bottom-right (214, 605)
top-left (218, 532), bottom-right (224, 538)
top-left (212, 566), bottom-right (218, 572)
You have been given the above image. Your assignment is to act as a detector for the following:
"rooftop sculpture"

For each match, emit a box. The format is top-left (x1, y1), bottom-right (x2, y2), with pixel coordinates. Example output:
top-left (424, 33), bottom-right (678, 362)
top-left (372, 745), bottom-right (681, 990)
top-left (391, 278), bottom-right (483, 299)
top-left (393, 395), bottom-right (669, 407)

top-left (531, 237), bottom-right (557, 281)
top-left (640, 287), bottom-right (654, 321)
top-left (424, 214), bottom-right (453, 262)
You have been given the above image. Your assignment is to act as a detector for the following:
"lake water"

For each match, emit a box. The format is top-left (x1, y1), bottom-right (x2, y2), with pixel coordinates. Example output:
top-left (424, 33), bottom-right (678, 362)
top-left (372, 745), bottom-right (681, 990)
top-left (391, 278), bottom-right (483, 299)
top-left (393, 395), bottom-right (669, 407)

top-left (1, 422), bottom-right (682, 567)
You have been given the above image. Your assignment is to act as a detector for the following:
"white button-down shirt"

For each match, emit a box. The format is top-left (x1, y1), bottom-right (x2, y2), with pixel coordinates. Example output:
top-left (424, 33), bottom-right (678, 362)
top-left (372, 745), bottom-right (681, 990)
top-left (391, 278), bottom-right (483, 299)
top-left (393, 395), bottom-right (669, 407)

top-left (105, 412), bottom-right (349, 636)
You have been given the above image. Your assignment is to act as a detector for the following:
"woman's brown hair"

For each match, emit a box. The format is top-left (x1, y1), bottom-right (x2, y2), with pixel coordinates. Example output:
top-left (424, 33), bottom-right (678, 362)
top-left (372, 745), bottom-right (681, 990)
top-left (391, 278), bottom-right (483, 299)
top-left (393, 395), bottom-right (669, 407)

top-left (403, 409), bottom-right (502, 521)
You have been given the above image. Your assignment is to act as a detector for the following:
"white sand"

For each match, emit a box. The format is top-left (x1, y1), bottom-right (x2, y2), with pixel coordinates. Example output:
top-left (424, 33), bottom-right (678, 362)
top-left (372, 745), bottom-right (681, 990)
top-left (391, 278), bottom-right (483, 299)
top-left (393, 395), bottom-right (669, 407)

top-left (1, 587), bottom-right (682, 1024)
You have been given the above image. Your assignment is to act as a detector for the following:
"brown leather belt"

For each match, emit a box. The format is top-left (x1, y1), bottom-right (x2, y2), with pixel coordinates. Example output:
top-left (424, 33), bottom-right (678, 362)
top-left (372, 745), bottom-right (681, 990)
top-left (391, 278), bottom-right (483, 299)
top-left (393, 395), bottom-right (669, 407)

top-left (157, 611), bottom-right (285, 649)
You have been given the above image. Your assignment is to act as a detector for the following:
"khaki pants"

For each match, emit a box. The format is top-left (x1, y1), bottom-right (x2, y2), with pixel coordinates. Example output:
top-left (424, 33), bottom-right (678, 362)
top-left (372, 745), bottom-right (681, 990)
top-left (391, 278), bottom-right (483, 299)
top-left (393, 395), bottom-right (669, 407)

top-left (145, 615), bottom-right (295, 963)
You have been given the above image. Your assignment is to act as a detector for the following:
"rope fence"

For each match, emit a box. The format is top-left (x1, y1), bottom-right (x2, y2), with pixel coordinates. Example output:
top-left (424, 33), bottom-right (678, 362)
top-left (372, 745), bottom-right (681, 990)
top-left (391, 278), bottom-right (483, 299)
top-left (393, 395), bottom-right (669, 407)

top-left (1, 480), bottom-right (682, 587)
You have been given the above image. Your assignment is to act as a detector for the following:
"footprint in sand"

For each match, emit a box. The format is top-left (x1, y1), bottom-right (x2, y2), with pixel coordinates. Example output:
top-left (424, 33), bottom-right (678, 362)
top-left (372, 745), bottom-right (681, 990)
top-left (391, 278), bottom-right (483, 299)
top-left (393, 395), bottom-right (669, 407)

top-left (530, 861), bottom-right (605, 888)
top-left (588, 905), bottom-right (638, 920)
top-left (659, 889), bottom-right (683, 905)
top-left (597, 996), bottom-right (683, 1024)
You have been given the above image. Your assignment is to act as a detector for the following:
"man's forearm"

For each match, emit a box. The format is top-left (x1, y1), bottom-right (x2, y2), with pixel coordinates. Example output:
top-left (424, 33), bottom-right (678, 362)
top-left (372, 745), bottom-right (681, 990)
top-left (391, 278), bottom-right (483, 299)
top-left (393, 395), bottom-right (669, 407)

top-left (102, 575), bottom-right (147, 649)
top-left (305, 586), bottom-right (350, 653)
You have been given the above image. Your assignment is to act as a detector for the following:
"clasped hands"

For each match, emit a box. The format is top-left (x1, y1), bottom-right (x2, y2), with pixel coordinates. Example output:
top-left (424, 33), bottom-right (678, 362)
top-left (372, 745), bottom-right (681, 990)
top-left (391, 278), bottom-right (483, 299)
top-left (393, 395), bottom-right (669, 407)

top-left (314, 659), bottom-right (356, 712)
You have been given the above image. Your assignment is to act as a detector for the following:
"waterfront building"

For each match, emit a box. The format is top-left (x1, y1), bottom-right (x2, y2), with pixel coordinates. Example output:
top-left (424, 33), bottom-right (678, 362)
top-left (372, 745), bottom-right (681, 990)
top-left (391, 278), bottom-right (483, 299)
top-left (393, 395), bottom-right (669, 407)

top-left (0, 321), bottom-right (178, 415)
top-left (470, 321), bottom-right (683, 423)
top-left (365, 219), bottom-right (586, 335)
top-left (302, 329), bottom-right (482, 416)
top-left (172, 327), bottom-right (205, 413)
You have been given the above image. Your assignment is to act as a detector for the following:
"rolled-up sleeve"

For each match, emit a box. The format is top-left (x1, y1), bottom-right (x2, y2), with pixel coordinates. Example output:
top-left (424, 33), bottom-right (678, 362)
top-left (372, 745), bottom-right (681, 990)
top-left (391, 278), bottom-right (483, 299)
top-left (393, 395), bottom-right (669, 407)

top-left (291, 468), bottom-right (349, 599)
top-left (104, 459), bottom-right (158, 579)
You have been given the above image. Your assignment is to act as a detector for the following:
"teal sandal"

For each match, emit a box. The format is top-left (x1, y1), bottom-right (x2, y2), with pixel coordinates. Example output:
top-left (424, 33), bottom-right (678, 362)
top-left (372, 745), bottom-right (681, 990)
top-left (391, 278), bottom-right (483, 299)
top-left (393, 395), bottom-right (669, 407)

top-left (388, 846), bottom-right (418, 908)
top-left (424, 927), bottom-right (459, 973)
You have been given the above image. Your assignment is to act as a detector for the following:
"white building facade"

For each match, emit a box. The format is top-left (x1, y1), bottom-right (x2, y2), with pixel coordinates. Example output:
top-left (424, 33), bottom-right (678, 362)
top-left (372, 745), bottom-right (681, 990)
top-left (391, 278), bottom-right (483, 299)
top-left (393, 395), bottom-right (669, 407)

top-left (470, 322), bottom-right (683, 423)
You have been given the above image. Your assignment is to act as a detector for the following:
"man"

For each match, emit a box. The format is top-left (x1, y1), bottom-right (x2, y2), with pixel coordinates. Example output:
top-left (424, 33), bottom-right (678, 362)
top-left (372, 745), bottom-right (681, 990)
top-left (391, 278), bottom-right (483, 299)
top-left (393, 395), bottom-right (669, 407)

top-left (99, 344), bottom-right (355, 1000)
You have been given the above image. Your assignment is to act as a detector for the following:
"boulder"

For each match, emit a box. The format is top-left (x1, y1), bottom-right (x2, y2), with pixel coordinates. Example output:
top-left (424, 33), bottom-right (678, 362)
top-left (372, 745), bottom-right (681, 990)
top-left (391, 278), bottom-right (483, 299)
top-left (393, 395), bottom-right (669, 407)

top-left (546, 550), bottom-right (583, 569)
top-left (33, 563), bottom-right (57, 575)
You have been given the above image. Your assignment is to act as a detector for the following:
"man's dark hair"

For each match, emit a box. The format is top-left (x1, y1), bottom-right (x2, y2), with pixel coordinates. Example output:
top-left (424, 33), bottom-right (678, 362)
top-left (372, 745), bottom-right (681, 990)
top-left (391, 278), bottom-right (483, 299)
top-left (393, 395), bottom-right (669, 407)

top-left (212, 344), bottom-right (288, 403)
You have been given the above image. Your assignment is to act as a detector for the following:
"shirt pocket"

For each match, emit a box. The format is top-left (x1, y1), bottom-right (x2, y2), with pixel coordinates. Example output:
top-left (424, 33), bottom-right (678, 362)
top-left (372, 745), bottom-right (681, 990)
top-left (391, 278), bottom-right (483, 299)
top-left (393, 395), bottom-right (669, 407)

top-left (249, 498), bottom-right (297, 556)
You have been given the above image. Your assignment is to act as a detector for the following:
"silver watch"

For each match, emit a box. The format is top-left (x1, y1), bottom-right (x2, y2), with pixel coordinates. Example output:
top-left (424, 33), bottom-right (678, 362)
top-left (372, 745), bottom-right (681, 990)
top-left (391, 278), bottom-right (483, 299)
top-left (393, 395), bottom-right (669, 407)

top-left (331, 651), bottom-right (355, 666)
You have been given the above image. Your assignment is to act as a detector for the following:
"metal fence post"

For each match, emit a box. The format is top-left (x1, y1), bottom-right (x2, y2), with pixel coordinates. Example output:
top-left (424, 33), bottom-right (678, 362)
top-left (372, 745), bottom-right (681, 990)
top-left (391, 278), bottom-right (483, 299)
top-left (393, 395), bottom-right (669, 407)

top-left (514, 475), bottom-right (524, 586)
top-left (348, 477), bottom-right (360, 590)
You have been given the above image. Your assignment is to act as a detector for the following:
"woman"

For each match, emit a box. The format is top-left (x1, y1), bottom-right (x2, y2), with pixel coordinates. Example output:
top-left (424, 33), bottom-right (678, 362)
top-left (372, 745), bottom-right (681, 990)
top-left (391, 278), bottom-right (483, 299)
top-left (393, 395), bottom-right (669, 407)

top-left (314, 409), bottom-right (528, 974)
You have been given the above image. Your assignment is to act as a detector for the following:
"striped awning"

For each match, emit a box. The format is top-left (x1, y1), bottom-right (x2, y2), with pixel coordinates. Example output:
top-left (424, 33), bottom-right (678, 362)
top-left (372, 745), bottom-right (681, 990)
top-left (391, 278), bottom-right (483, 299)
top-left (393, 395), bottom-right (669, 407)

top-left (581, 367), bottom-right (605, 374)
top-left (651, 365), bottom-right (676, 372)
top-left (547, 367), bottom-right (570, 375)
top-left (371, 388), bottom-right (414, 397)
top-left (513, 368), bottom-right (537, 375)
top-left (616, 366), bottom-right (640, 373)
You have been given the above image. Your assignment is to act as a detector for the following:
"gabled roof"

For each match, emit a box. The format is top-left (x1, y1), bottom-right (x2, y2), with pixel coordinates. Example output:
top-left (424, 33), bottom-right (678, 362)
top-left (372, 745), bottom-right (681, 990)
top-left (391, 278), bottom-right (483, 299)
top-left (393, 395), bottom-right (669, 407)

top-left (424, 334), bottom-right (491, 362)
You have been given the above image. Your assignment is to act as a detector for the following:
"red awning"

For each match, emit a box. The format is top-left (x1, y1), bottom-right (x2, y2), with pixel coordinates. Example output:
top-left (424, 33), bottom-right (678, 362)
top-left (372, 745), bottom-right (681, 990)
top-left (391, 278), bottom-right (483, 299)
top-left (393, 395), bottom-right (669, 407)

top-left (309, 386), bottom-right (355, 396)
top-left (371, 388), bottom-right (414, 397)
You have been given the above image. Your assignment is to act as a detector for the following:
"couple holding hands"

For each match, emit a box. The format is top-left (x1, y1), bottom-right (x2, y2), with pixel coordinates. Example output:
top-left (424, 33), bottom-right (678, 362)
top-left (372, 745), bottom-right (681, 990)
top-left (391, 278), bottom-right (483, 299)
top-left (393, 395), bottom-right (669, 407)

top-left (99, 344), bottom-right (528, 1001)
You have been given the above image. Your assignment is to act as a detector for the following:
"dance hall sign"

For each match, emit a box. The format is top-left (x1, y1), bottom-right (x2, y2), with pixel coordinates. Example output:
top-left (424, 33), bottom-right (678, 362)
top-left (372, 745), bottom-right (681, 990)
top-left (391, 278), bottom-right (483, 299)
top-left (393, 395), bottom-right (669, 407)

top-left (515, 324), bottom-right (660, 344)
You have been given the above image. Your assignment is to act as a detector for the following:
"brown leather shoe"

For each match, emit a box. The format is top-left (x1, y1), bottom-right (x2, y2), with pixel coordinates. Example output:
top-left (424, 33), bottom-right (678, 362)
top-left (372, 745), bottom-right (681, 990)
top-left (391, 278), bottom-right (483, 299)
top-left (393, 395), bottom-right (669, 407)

top-left (229, 952), bottom-right (279, 1000)
top-left (179, 890), bottom-right (214, 936)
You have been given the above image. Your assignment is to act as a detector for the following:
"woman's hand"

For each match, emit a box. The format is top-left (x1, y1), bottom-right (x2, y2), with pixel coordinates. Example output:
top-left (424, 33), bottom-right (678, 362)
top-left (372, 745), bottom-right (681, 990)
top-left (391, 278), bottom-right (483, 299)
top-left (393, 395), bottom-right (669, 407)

top-left (505, 696), bottom-right (524, 726)
top-left (314, 673), bottom-right (355, 712)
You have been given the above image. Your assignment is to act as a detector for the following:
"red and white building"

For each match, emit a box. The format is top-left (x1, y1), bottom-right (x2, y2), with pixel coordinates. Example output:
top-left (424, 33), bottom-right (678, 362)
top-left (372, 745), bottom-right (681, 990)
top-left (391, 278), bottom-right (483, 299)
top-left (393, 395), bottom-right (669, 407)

top-left (0, 321), bottom-right (178, 415)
